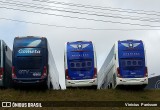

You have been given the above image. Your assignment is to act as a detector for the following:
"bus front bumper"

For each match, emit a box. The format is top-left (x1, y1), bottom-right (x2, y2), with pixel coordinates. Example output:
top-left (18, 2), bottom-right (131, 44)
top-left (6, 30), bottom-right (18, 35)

top-left (116, 77), bottom-right (148, 85)
top-left (66, 78), bottom-right (97, 87)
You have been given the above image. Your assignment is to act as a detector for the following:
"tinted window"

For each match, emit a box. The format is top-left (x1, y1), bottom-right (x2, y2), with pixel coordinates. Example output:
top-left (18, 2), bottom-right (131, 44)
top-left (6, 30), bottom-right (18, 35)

top-left (16, 57), bottom-right (42, 69)
top-left (15, 39), bottom-right (43, 47)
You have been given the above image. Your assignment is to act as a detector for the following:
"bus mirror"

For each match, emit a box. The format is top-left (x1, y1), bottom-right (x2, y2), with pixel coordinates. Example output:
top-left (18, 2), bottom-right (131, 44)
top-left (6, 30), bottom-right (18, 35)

top-left (5, 46), bottom-right (7, 51)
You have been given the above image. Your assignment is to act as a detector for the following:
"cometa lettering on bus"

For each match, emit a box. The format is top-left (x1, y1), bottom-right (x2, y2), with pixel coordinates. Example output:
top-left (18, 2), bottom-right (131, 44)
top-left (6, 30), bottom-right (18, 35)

top-left (18, 49), bottom-right (41, 54)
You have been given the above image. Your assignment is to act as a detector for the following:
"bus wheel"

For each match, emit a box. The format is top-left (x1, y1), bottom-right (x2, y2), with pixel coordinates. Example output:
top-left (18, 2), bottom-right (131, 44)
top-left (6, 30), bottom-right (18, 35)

top-left (108, 85), bottom-right (110, 89)
top-left (41, 81), bottom-right (48, 90)
top-left (48, 82), bottom-right (53, 89)
top-left (110, 83), bottom-right (112, 89)
top-left (3, 72), bottom-right (12, 89)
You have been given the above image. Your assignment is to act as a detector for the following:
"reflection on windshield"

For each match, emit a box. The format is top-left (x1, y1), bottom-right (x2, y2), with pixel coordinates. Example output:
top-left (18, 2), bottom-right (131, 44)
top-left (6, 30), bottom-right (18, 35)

top-left (27, 40), bottom-right (42, 47)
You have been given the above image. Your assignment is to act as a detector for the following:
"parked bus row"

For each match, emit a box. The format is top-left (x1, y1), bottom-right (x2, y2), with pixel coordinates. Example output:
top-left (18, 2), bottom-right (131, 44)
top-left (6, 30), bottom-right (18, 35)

top-left (0, 36), bottom-right (148, 89)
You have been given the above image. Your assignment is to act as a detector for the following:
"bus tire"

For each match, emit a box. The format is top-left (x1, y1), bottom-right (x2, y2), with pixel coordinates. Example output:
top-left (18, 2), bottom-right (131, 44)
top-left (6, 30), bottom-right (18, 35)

top-left (108, 85), bottom-right (110, 89)
top-left (3, 71), bottom-right (12, 88)
top-left (113, 74), bottom-right (116, 89)
top-left (42, 80), bottom-right (48, 89)
top-left (110, 83), bottom-right (112, 89)
top-left (48, 82), bottom-right (53, 89)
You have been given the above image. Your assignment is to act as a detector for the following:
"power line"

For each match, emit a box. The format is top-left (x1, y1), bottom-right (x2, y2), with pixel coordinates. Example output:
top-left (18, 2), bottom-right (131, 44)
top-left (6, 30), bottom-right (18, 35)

top-left (0, 17), bottom-right (105, 30)
top-left (0, 17), bottom-right (160, 31)
top-left (6, 0), bottom-right (160, 21)
top-left (0, 5), bottom-right (160, 28)
top-left (39, 0), bottom-right (160, 14)
top-left (32, 0), bottom-right (160, 16)
top-left (1, 0), bottom-right (160, 23)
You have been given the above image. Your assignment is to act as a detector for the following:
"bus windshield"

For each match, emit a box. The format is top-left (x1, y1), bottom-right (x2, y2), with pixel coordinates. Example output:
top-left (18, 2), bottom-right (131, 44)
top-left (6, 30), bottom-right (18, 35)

top-left (16, 57), bottom-right (42, 69)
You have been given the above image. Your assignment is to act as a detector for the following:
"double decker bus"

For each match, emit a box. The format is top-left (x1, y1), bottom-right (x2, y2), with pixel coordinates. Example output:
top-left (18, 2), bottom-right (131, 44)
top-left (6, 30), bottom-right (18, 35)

top-left (12, 36), bottom-right (49, 87)
top-left (64, 41), bottom-right (97, 88)
top-left (98, 40), bottom-right (148, 89)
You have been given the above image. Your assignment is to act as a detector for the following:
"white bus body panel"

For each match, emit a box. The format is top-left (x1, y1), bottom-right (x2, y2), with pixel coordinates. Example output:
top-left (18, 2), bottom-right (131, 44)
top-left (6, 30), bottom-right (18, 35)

top-left (0, 40), bottom-right (3, 86)
top-left (116, 77), bottom-right (148, 85)
top-left (66, 78), bottom-right (97, 87)
top-left (47, 44), bottom-right (60, 90)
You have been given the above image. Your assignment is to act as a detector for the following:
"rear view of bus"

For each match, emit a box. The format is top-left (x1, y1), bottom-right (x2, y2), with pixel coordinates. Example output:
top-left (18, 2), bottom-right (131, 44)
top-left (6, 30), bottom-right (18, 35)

top-left (117, 40), bottom-right (148, 88)
top-left (12, 36), bottom-right (48, 86)
top-left (65, 41), bottom-right (97, 87)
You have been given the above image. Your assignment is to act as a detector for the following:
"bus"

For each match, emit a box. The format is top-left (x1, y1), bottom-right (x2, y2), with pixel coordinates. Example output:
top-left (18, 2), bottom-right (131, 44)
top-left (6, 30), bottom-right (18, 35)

top-left (64, 41), bottom-right (97, 88)
top-left (12, 36), bottom-right (50, 88)
top-left (0, 40), bottom-right (12, 88)
top-left (98, 40), bottom-right (148, 89)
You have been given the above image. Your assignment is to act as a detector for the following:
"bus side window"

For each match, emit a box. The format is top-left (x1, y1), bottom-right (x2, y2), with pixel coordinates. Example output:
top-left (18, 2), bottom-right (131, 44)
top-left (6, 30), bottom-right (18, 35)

top-left (5, 46), bottom-right (7, 51)
top-left (114, 54), bottom-right (116, 60)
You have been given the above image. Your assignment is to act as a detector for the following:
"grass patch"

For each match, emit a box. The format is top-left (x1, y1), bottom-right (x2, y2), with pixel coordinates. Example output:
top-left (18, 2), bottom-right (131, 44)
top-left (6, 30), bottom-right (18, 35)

top-left (0, 89), bottom-right (160, 101)
top-left (0, 88), bottom-right (160, 110)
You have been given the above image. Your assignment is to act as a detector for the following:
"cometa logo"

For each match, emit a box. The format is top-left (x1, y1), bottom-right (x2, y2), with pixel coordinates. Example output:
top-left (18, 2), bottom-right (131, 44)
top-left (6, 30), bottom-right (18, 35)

top-left (18, 49), bottom-right (41, 54)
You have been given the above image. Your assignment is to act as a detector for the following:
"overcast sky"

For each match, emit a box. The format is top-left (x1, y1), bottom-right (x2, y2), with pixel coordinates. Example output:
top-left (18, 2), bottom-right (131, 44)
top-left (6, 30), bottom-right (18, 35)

top-left (0, 0), bottom-right (160, 89)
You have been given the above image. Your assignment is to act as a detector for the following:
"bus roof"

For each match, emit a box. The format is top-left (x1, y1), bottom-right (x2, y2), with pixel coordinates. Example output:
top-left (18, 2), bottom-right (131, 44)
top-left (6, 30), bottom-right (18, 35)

top-left (13, 36), bottom-right (47, 48)
top-left (66, 41), bottom-right (93, 52)
top-left (118, 40), bottom-right (144, 50)
top-left (119, 39), bottom-right (142, 42)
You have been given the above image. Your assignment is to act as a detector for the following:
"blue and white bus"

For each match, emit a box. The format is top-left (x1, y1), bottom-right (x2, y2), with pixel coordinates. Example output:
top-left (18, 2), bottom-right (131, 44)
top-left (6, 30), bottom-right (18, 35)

top-left (64, 41), bottom-right (97, 87)
top-left (12, 36), bottom-right (49, 87)
top-left (0, 40), bottom-right (12, 88)
top-left (98, 40), bottom-right (148, 89)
